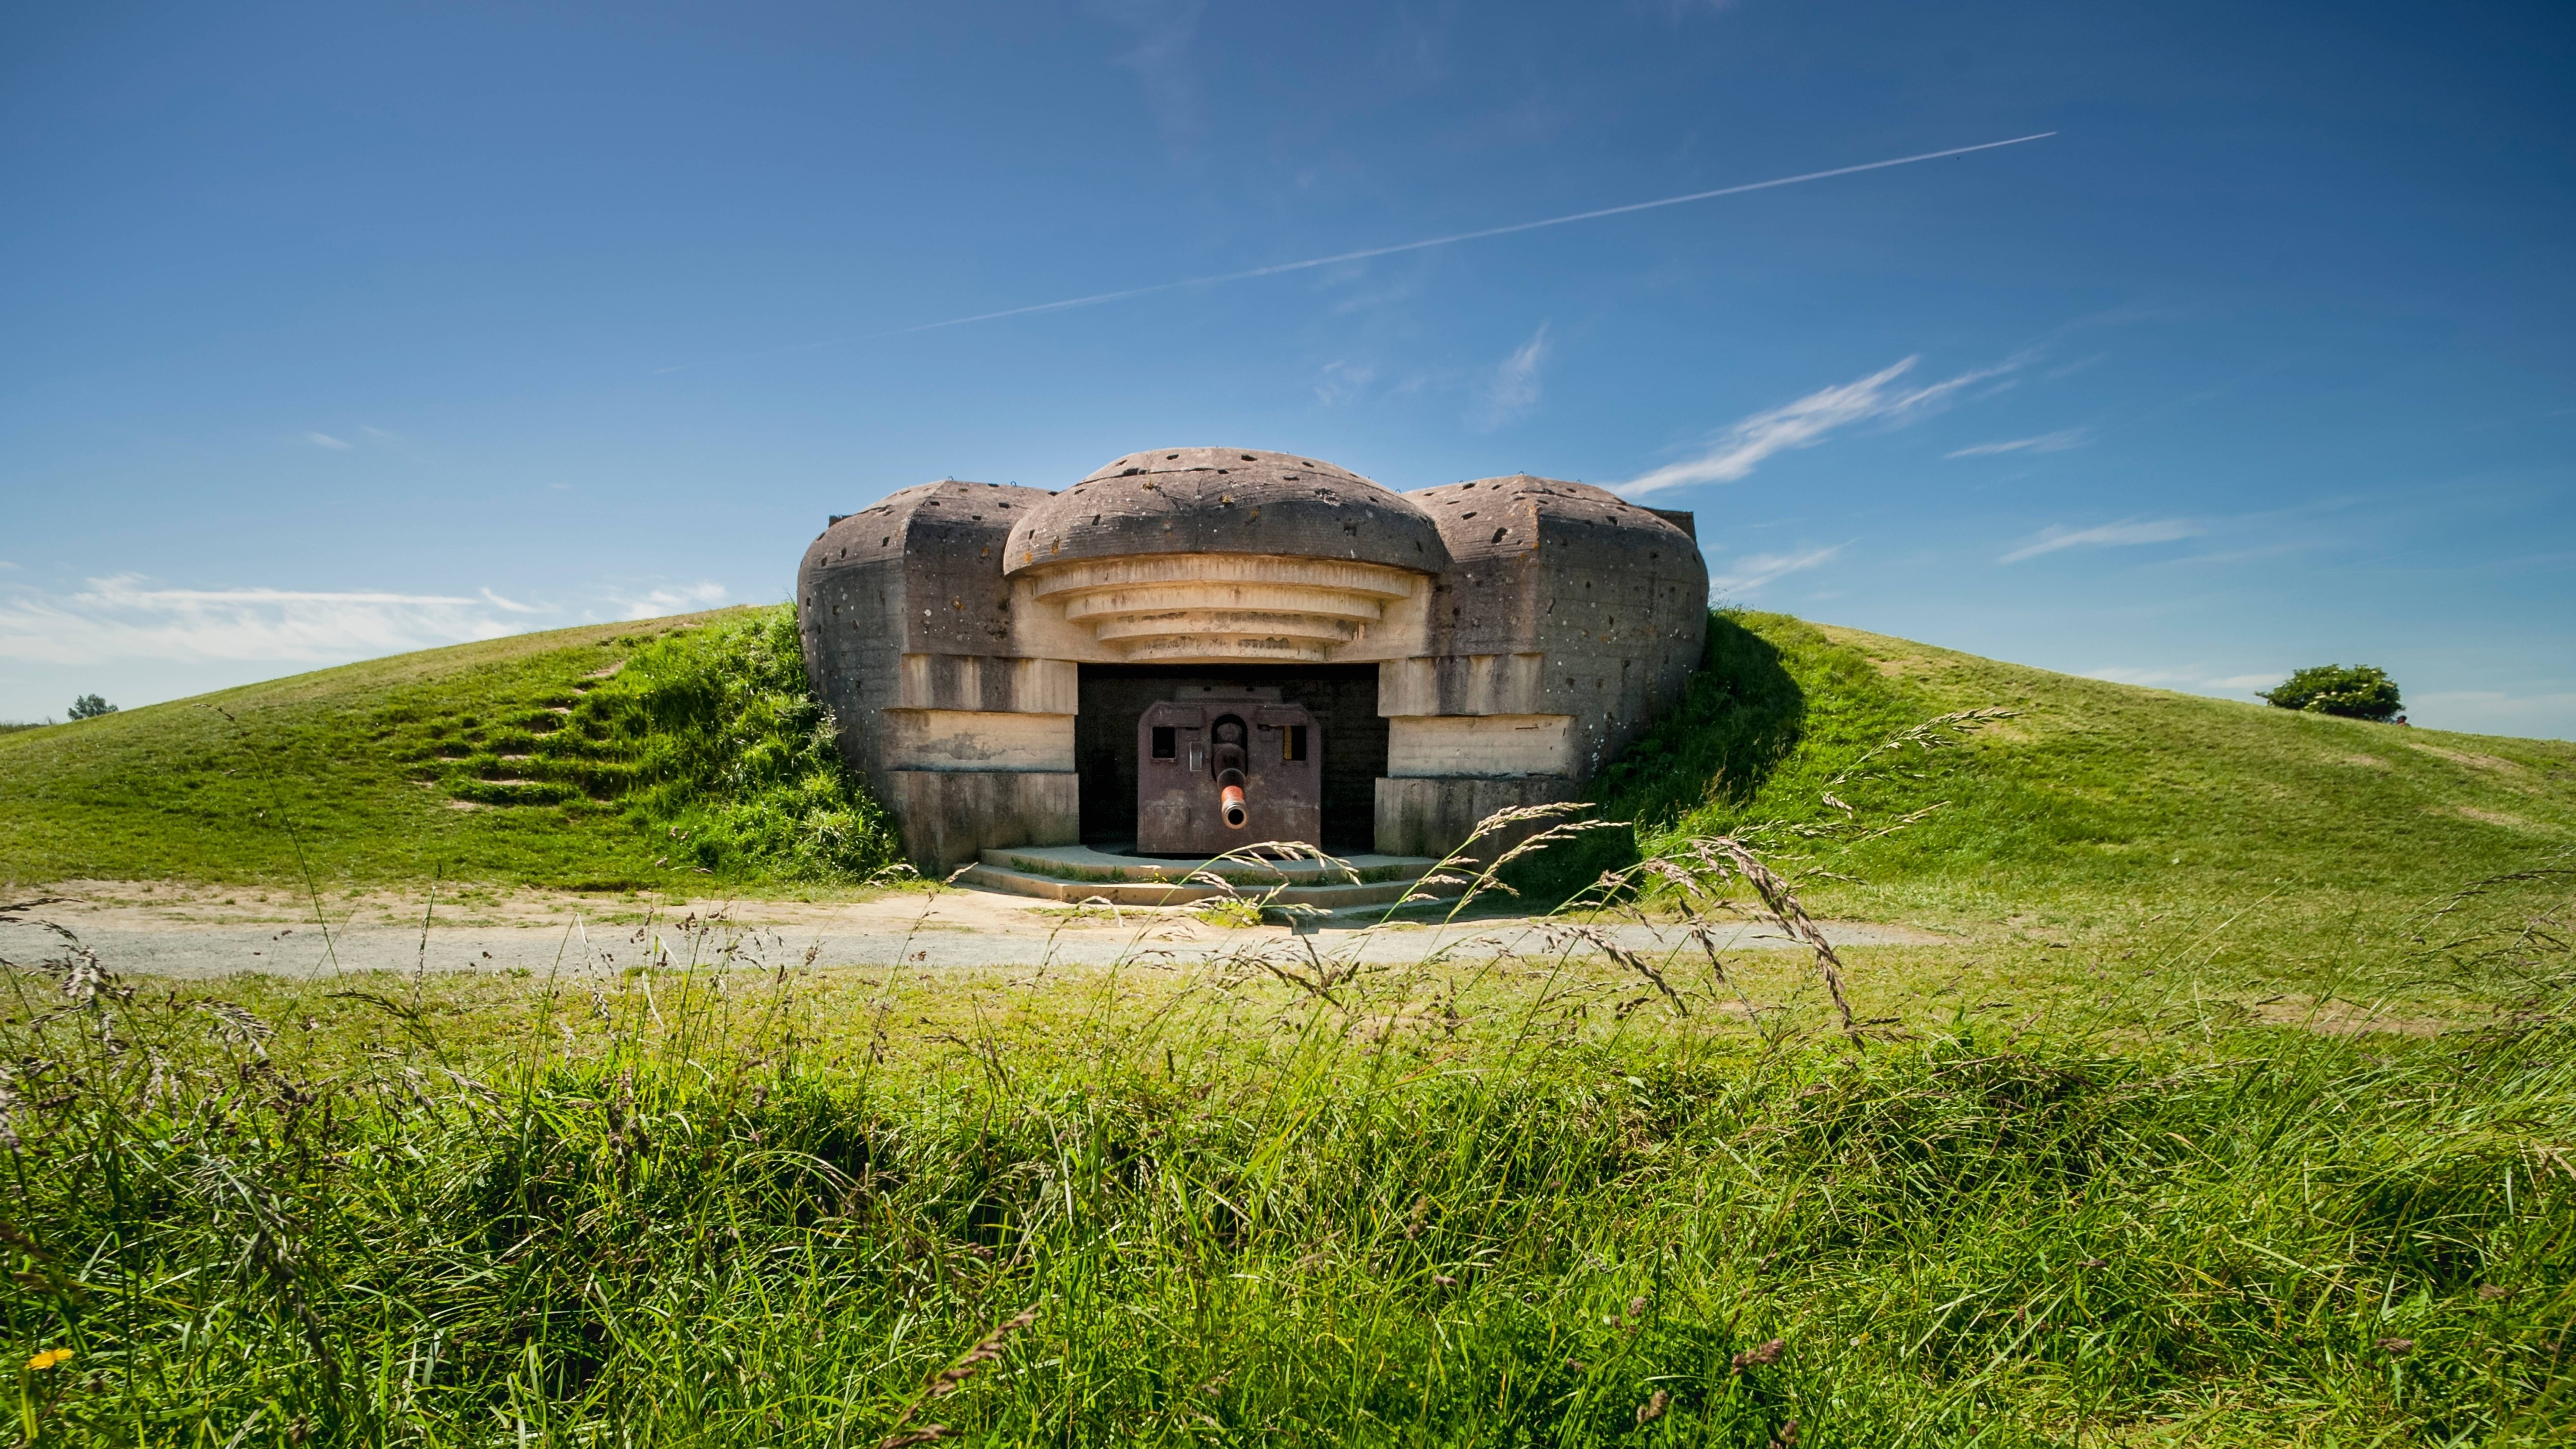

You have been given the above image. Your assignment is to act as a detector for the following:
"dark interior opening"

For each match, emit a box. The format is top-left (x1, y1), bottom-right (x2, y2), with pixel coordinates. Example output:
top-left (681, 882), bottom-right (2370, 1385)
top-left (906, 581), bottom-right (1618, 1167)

top-left (1077, 663), bottom-right (1385, 853)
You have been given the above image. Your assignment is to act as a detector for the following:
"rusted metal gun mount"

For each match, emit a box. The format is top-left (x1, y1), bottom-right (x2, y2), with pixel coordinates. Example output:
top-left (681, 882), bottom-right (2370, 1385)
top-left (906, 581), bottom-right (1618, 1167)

top-left (1135, 694), bottom-right (1322, 855)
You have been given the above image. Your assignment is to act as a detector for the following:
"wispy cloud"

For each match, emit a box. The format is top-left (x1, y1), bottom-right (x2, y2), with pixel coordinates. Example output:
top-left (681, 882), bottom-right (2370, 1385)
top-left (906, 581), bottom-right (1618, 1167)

top-left (1618, 355), bottom-right (2012, 497)
top-left (1475, 324), bottom-right (1551, 429)
top-left (1094, 0), bottom-right (1206, 149)
top-left (2412, 689), bottom-right (2576, 737)
top-left (2000, 517), bottom-right (2202, 564)
top-left (608, 582), bottom-right (729, 621)
top-left (0, 576), bottom-right (526, 666)
top-left (1314, 359), bottom-right (1376, 406)
top-left (1947, 428), bottom-right (2086, 459)
top-left (306, 432), bottom-right (352, 450)
top-left (655, 133), bottom-right (2053, 373)
top-left (1709, 543), bottom-right (1846, 597)
top-left (2086, 665), bottom-right (2279, 693)
top-left (0, 574), bottom-right (736, 668)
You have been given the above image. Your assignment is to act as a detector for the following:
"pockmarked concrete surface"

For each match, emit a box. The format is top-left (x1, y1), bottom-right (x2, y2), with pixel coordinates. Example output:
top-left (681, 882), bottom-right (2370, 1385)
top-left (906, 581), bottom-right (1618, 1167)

top-left (2, 883), bottom-right (1940, 981)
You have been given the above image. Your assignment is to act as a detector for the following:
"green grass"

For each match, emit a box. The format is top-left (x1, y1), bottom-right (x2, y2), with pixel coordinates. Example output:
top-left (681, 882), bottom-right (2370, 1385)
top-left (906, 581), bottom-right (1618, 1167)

top-left (0, 607), bottom-right (898, 893)
top-left (7, 610), bottom-right (2575, 1443)
top-left (1576, 612), bottom-right (2576, 978)
top-left (5, 857), bottom-right (2571, 1445)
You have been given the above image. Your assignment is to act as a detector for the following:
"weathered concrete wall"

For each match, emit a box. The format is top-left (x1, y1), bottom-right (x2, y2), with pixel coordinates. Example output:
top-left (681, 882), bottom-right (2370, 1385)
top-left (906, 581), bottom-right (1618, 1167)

top-left (881, 771), bottom-right (1079, 874)
top-left (797, 480), bottom-right (1077, 871)
top-left (1373, 777), bottom-right (1583, 860)
top-left (1375, 476), bottom-right (1707, 859)
top-left (880, 710), bottom-right (1075, 772)
top-left (1385, 714), bottom-right (1575, 778)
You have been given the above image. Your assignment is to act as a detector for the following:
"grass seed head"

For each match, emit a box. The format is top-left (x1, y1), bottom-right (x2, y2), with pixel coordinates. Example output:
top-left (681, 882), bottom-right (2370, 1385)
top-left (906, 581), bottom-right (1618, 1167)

top-left (1731, 1338), bottom-right (1785, 1373)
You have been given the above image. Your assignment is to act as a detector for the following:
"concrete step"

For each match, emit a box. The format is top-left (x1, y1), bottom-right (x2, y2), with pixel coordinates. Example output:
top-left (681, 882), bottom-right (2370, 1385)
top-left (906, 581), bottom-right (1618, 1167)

top-left (975, 842), bottom-right (1440, 888)
top-left (958, 842), bottom-right (1465, 914)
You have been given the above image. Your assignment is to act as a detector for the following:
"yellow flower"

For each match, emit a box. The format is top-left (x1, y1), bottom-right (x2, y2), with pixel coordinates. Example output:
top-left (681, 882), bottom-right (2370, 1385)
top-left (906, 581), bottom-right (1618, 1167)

top-left (25, 1348), bottom-right (71, 1372)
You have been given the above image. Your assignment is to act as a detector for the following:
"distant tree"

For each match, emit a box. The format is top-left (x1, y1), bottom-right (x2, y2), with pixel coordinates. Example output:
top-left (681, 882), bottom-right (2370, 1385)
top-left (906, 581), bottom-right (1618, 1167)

top-left (2258, 665), bottom-right (2401, 722)
top-left (68, 693), bottom-right (118, 721)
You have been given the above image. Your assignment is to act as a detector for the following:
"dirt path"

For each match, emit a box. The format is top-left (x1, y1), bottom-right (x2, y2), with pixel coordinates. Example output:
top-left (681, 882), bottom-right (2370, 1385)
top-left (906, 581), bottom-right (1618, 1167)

top-left (3, 881), bottom-right (1941, 980)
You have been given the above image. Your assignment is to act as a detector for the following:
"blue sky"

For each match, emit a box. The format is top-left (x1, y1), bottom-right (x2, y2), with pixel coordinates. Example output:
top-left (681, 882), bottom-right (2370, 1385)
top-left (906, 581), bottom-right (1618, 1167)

top-left (4, 1), bottom-right (2572, 736)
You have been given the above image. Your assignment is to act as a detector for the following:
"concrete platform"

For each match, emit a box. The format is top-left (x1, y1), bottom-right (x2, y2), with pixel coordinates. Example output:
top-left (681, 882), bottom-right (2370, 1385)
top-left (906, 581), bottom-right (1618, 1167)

top-left (957, 842), bottom-right (1465, 914)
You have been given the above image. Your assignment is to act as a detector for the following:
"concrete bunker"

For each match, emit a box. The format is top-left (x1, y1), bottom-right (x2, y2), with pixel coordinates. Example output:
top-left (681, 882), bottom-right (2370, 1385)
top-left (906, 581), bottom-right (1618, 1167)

top-left (796, 447), bottom-right (1709, 874)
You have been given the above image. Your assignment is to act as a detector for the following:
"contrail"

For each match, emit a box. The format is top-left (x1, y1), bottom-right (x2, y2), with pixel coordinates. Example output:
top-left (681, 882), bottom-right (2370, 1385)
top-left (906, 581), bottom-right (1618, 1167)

top-left (655, 131), bottom-right (2055, 374)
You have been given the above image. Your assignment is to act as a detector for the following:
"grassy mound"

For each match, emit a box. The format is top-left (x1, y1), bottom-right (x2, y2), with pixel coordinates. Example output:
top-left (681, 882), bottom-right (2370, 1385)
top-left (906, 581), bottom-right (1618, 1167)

top-left (5, 874), bottom-right (2569, 1444)
top-left (0, 607), bottom-right (899, 892)
top-left (1573, 612), bottom-right (2576, 956)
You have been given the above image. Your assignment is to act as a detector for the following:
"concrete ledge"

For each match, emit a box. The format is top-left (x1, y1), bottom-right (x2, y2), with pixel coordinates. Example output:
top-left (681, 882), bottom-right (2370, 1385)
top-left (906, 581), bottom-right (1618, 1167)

top-left (1387, 714), bottom-right (1574, 777)
top-left (978, 842), bottom-right (1438, 887)
top-left (882, 709), bottom-right (1075, 771)
top-left (888, 770), bottom-right (1079, 873)
top-left (958, 857), bottom-right (1460, 911)
top-left (1374, 775), bottom-right (1581, 859)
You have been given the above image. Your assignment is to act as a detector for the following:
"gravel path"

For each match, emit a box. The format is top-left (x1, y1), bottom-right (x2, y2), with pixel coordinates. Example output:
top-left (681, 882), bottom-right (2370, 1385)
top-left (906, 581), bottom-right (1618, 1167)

top-left (2, 893), bottom-right (1935, 981)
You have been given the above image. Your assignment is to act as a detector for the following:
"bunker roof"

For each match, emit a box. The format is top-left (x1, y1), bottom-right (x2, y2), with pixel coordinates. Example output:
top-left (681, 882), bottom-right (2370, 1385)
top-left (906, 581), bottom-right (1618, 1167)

top-left (1004, 447), bottom-right (1449, 575)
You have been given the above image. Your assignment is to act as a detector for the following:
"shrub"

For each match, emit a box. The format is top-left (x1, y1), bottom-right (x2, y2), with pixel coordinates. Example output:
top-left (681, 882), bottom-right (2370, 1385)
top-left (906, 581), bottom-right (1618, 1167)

top-left (2259, 664), bottom-right (2402, 721)
top-left (67, 693), bottom-right (116, 720)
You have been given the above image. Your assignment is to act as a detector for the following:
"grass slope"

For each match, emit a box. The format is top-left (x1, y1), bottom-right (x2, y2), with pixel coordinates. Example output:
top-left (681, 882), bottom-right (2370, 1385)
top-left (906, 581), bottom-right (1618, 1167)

top-left (0, 607), bottom-right (898, 893)
top-left (1584, 613), bottom-right (2576, 960)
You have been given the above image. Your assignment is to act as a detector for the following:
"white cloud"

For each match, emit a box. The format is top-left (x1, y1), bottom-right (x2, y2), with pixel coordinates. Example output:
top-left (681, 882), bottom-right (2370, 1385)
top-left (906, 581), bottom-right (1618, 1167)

top-left (1314, 359), bottom-right (1376, 406)
top-left (610, 582), bottom-right (729, 621)
top-left (1475, 324), bottom-right (1551, 429)
top-left (2072, 674), bottom-right (2576, 736)
top-left (2084, 665), bottom-right (2261, 692)
top-left (2411, 690), bottom-right (2576, 738)
top-left (1618, 355), bottom-right (2011, 497)
top-left (0, 576), bottom-right (528, 666)
top-left (1947, 428), bottom-right (2086, 458)
top-left (1999, 518), bottom-right (2202, 564)
top-left (1095, 0), bottom-right (1206, 148)
top-left (0, 573), bottom-right (738, 670)
top-left (306, 432), bottom-right (353, 450)
top-left (1709, 543), bottom-right (1846, 597)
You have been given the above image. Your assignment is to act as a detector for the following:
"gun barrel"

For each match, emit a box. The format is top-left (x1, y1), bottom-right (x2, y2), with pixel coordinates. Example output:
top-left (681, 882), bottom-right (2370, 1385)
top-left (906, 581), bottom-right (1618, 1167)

top-left (1219, 784), bottom-right (1247, 828)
